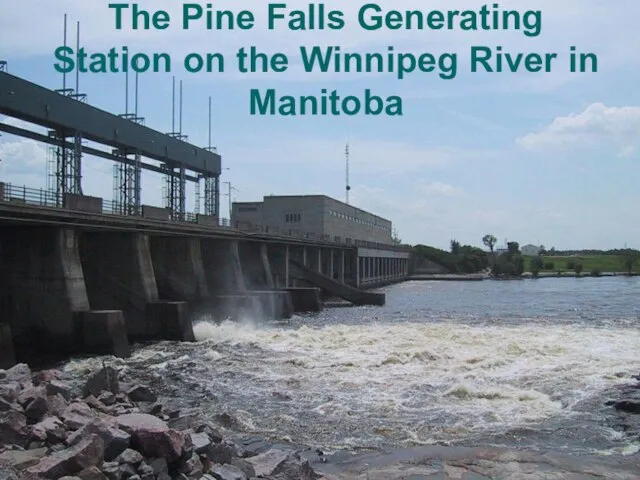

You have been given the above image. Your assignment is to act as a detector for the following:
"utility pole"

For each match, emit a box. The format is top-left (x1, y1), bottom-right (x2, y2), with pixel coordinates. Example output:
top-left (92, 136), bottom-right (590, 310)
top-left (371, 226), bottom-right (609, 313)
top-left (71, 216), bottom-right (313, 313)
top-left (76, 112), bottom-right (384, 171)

top-left (223, 181), bottom-right (238, 223)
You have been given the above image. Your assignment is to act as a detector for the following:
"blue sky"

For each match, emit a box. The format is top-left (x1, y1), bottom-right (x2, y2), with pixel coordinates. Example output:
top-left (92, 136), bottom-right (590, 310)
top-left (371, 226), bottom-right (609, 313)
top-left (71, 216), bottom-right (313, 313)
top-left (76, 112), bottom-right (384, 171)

top-left (1, 0), bottom-right (639, 250)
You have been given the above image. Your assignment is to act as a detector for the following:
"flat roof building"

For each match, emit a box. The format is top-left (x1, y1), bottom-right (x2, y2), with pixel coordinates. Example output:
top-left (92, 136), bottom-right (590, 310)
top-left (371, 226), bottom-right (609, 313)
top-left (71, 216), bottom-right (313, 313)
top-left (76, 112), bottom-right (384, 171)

top-left (232, 195), bottom-right (393, 246)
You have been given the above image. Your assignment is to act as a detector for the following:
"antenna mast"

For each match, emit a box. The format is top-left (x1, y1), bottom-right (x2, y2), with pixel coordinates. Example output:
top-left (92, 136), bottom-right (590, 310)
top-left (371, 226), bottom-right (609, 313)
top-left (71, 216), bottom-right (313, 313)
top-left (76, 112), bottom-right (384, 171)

top-left (345, 142), bottom-right (351, 204)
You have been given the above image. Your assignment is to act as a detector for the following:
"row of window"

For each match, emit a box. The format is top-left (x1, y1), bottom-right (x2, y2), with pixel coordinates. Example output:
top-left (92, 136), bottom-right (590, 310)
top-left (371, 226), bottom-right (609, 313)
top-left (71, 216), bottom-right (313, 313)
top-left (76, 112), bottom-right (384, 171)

top-left (327, 210), bottom-right (391, 232)
top-left (285, 213), bottom-right (302, 223)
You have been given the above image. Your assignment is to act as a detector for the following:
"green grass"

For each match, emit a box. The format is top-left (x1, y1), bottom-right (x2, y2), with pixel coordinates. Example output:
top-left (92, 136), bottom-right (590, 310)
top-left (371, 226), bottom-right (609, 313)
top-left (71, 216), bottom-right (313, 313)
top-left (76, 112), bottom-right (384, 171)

top-left (524, 255), bottom-right (639, 274)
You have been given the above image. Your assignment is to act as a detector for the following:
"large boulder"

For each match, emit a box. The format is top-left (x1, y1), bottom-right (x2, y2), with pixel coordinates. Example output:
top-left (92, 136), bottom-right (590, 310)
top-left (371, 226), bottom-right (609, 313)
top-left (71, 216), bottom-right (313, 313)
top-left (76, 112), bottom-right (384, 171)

top-left (0, 410), bottom-right (28, 446)
top-left (0, 382), bottom-right (21, 403)
top-left (209, 463), bottom-right (248, 480)
top-left (83, 367), bottom-right (119, 398)
top-left (61, 402), bottom-right (101, 430)
top-left (30, 416), bottom-right (68, 444)
top-left (116, 413), bottom-right (185, 463)
top-left (126, 386), bottom-right (157, 403)
top-left (5, 364), bottom-right (31, 386)
top-left (67, 419), bottom-right (130, 462)
top-left (26, 434), bottom-right (105, 478)
top-left (246, 449), bottom-right (316, 480)
top-left (0, 447), bottom-right (48, 470)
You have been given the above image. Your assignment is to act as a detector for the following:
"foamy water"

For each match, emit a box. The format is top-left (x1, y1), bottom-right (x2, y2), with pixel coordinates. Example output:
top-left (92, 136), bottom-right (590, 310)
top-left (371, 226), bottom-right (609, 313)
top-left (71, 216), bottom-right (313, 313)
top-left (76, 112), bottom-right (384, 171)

top-left (65, 279), bottom-right (640, 454)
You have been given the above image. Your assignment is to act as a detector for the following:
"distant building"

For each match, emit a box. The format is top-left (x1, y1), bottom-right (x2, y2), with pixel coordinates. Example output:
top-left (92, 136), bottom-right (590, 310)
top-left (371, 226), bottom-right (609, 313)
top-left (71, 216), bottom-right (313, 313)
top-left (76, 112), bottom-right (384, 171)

top-left (232, 195), bottom-right (393, 245)
top-left (521, 244), bottom-right (542, 256)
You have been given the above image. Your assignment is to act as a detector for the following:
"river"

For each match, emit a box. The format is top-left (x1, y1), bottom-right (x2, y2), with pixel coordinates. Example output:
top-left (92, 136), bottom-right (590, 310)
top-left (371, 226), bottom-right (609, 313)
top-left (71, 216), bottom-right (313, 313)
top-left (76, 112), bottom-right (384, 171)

top-left (65, 277), bottom-right (640, 457)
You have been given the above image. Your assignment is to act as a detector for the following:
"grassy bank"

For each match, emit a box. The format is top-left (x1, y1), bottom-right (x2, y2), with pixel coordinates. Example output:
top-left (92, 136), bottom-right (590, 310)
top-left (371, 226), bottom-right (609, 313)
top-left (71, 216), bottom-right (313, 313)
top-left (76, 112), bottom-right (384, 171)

top-left (524, 255), bottom-right (638, 274)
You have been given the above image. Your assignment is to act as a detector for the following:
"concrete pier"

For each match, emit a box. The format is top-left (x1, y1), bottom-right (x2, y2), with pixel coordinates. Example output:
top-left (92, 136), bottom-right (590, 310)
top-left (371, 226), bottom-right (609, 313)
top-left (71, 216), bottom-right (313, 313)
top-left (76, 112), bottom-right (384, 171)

top-left (288, 288), bottom-right (323, 313)
top-left (81, 233), bottom-right (159, 339)
top-left (202, 240), bottom-right (246, 294)
top-left (0, 323), bottom-right (16, 369)
top-left (150, 237), bottom-right (209, 302)
top-left (147, 301), bottom-right (195, 342)
top-left (0, 227), bottom-right (90, 354)
top-left (80, 310), bottom-right (131, 358)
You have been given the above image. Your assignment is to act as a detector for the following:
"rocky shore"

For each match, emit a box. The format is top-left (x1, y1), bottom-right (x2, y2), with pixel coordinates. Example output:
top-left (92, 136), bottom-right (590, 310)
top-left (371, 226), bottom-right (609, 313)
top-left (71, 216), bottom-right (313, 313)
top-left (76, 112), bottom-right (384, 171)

top-left (3, 360), bottom-right (640, 480)
top-left (0, 363), bottom-right (329, 480)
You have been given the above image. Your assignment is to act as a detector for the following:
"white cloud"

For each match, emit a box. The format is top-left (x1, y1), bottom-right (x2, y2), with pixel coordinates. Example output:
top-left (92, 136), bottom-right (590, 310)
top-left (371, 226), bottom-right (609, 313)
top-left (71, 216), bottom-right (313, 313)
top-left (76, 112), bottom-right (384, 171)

top-left (0, 138), bottom-right (48, 174)
top-left (415, 181), bottom-right (465, 197)
top-left (516, 103), bottom-right (640, 157)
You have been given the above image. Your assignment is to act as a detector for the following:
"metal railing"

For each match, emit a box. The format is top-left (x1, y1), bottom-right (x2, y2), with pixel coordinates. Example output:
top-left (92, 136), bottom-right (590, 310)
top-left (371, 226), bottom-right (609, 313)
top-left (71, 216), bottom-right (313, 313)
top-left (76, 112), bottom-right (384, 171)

top-left (0, 183), bottom-right (60, 207)
top-left (0, 182), bottom-right (410, 251)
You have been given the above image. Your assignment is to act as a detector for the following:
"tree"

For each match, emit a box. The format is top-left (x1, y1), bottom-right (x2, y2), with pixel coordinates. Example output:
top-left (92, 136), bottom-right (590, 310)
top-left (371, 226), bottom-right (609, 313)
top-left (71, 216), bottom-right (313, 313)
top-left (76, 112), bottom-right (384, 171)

top-left (622, 249), bottom-right (639, 275)
top-left (574, 263), bottom-right (583, 276)
top-left (482, 234), bottom-right (498, 253)
top-left (450, 239), bottom-right (461, 255)
top-left (507, 242), bottom-right (520, 255)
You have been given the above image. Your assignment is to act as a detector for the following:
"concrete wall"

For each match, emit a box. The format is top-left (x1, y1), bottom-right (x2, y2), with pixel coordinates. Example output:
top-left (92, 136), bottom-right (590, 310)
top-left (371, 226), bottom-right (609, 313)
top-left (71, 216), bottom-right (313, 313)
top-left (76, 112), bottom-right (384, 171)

top-left (0, 227), bottom-right (90, 354)
top-left (64, 194), bottom-right (103, 214)
top-left (150, 237), bottom-right (209, 302)
top-left (233, 195), bottom-right (393, 245)
top-left (231, 202), bottom-right (263, 225)
top-left (323, 197), bottom-right (392, 245)
top-left (81, 232), bottom-right (160, 339)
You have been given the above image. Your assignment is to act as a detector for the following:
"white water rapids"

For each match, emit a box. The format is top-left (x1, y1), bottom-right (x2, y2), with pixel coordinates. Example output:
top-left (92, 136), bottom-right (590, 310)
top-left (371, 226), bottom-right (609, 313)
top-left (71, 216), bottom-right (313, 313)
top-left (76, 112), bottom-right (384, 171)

top-left (65, 279), bottom-right (640, 455)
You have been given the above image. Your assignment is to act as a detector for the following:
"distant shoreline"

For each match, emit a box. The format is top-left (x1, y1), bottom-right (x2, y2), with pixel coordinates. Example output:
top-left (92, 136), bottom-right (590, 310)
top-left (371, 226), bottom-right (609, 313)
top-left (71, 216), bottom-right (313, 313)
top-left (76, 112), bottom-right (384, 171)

top-left (409, 272), bottom-right (639, 281)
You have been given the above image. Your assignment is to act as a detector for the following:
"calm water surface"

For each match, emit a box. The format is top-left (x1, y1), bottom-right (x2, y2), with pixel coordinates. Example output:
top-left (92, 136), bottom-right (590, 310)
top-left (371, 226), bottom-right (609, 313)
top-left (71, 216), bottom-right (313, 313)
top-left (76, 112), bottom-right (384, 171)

top-left (67, 277), bottom-right (640, 455)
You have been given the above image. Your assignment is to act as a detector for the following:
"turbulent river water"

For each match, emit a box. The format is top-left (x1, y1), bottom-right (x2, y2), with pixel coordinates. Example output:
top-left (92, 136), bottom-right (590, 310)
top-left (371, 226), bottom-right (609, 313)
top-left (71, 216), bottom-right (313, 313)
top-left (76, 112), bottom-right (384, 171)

top-left (66, 277), bottom-right (640, 456)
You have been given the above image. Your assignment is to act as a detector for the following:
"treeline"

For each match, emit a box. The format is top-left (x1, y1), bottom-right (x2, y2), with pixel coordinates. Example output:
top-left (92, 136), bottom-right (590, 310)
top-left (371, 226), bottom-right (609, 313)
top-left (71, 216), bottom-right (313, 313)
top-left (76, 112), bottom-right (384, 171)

top-left (543, 248), bottom-right (640, 256)
top-left (413, 242), bottom-right (489, 274)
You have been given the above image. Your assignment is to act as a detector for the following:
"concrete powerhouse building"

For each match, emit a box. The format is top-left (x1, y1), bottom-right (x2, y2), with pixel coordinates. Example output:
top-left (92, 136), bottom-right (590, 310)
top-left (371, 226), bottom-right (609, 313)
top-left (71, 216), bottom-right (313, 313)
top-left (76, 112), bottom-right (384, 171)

top-left (232, 195), bottom-right (394, 245)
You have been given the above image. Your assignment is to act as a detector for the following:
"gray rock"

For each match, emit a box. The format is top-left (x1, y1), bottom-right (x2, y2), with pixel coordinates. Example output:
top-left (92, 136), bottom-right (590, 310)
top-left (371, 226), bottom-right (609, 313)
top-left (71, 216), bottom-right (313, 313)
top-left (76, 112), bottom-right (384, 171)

top-left (613, 400), bottom-right (640, 414)
top-left (0, 382), bottom-right (21, 403)
top-left (66, 419), bottom-right (130, 462)
top-left (0, 410), bottom-right (28, 446)
top-left (24, 394), bottom-right (50, 423)
top-left (0, 369), bottom-right (6, 380)
top-left (116, 448), bottom-right (143, 465)
top-left (26, 434), bottom-right (105, 478)
top-left (245, 449), bottom-right (298, 478)
top-left (116, 413), bottom-right (185, 463)
top-left (5, 364), bottom-right (31, 386)
top-left (30, 416), bottom-right (67, 444)
top-left (46, 380), bottom-right (72, 400)
top-left (17, 386), bottom-right (44, 407)
top-left (77, 466), bottom-right (109, 480)
top-left (231, 458), bottom-right (256, 478)
top-left (47, 393), bottom-right (70, 417)
top-left (0, 447), bottom-right (47, 470)
top-left (97, 391), bottom-right (117, 406)
top-left (168, 412), bottom-right (201, 431)
top-left (137, 462), bottom-right (154, 476)
top-left (196, 423), bottom-right (223, 444)
top-left (85, 395), bottom-right (111, 414)
top-left (58, 477), bottom-right (82, 480)
top-left (179, 452), bottom-right (203, 477)
top-left (100, 461), bottom-right (122, 480)
top-left (190, 432), bottom-right (212, 454)
top-left (118, 463), bottom-right (138, 477)
top-left (0, 396), bottom-right (22, 414)
top-left (148, 457), bottom-right (169, 475)
top-left (83, 367), bottom-right (119, 398)
top-left (32, 369), bottom-right (62, 386)
top-left (126, 386), bottom-right (157, 403)
top-left (61, 402), bottom-right (100, 430)
top-left (202, 440), bottom-right (237, 465)
top-left (209, 464), bottom-right (248, 480)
